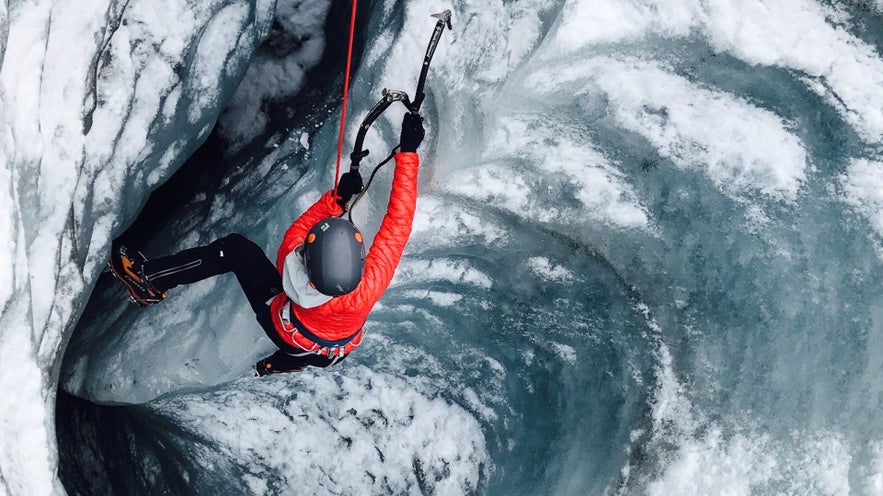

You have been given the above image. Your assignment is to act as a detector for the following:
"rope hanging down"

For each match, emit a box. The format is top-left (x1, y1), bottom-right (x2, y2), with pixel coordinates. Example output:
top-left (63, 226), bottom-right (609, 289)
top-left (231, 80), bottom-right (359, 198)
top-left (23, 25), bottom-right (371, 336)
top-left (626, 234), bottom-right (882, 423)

top-left (333, 0), bottom-right (359, 198)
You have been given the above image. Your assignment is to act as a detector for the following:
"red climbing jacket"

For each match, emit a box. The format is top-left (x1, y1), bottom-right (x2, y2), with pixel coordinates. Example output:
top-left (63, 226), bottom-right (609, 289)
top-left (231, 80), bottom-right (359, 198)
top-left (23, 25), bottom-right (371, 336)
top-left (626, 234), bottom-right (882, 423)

top-left (269, 152), bottom-right (419, 356)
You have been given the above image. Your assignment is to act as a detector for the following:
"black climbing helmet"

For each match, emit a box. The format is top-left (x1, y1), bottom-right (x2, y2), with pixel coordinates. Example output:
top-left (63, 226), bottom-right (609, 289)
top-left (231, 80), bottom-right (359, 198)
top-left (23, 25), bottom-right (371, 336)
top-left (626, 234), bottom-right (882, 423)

top-left (303, 217), bottom-right (366, 296)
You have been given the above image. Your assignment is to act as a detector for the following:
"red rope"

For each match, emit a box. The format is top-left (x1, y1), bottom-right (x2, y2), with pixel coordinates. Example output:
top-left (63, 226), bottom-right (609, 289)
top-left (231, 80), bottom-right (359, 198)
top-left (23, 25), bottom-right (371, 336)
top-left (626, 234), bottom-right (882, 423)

top-left (333, 0), bottom-right (359, 198)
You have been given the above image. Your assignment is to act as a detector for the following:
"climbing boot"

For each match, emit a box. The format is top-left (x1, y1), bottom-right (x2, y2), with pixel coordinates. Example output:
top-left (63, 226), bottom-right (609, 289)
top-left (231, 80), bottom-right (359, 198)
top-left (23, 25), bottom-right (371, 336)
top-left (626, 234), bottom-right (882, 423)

top-left (108, 244), bottom-right (166, 307)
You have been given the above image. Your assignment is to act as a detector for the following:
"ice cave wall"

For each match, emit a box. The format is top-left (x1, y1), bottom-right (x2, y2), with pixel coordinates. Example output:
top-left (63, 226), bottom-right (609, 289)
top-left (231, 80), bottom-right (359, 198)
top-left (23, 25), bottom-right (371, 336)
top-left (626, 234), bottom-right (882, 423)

top-left (0, 1), bottom-right (275, 493)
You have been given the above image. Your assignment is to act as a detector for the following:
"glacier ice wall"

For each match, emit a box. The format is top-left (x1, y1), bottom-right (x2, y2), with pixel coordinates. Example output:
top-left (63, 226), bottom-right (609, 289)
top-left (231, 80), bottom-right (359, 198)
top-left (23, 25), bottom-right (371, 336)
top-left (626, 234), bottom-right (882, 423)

top-left (0, 0), bottom-right (276, 493)
top-left (4, 0), bottom-right (883, 494)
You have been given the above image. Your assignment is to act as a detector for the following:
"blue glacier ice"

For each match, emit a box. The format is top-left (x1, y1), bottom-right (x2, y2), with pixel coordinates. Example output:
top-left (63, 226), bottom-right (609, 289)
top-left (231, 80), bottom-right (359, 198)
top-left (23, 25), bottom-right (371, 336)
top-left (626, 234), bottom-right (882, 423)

top-left (4, 0), bottom-right (883, 494)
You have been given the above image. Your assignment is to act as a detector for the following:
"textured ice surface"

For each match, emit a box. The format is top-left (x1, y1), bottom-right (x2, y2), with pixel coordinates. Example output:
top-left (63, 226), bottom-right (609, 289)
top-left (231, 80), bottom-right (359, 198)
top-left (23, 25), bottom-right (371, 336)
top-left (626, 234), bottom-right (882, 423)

top-left (5, 0), bottom-right (883, 494)
top-left (149, 367), bottom-right (489, 494)
top-left (0, 0), bottom-right (275, 493)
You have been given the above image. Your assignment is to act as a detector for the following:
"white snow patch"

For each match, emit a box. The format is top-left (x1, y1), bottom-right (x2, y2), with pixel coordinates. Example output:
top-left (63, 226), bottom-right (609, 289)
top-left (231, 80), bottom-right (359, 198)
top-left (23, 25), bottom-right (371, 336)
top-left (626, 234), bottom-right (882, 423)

top-left (151, 367), bottom-right (490, 494)
top-left (551, 0), bottom-right (883, 143)
top-left (529, 58), bottom-right (808, 201)
top-left (549, 342), bottom-right (578, 364)
top-left (841, 158), bottom-right (883, 239)
top-left (863, 439), bottom-right (883, 494)
top-left (400, 289), bottom-right (464, 307)
top-left (412, 195), bottom-right (509, 248)
top-left (380, 0), bottom-right (557, 92)
top-left (188, 3), bottom-right (250, 124)
top-left (394, 258), bottom-right (493, 289)
top-left (483, 116), bottom-right (653, 229)
top-left (527, 256), bottom-right (575, 282)
top-left (635, 307), bottom-right (859, 496)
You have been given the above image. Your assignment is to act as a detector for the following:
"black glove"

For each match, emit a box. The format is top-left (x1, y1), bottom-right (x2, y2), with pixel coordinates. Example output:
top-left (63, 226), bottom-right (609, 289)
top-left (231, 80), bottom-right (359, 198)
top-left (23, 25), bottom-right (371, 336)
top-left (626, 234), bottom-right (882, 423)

top-left (255, 350), bottom-right (306, 376)
top-left (336, 171), bottom-right (363, 209)
top-left (400, 112), bottom-right (425, 153)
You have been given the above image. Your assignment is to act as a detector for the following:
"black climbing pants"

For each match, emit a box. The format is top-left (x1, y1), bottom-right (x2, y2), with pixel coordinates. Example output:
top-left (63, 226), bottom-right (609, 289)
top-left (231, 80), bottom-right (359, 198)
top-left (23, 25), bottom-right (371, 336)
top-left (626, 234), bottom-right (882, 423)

top-left (142, 233), bottom-right (341, 370)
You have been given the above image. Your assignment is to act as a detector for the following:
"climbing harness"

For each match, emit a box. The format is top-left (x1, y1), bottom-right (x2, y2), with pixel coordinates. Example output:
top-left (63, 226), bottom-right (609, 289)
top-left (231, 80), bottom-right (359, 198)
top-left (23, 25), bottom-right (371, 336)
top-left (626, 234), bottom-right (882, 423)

top-left (343, 10), bottom-right (453, 220)
top-left (276, 301), bottom-right (364, 357)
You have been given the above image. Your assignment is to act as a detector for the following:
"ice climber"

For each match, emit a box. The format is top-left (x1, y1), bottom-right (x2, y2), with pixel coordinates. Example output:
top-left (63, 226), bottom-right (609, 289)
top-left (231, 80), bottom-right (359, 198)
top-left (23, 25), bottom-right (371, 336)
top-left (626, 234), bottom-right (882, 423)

top-left (109, 112), bottom-right (425, 375)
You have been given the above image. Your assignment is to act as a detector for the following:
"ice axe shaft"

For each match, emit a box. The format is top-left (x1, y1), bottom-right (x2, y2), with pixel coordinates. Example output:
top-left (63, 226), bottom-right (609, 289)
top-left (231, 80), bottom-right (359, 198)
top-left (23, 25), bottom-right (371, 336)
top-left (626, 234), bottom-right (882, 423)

top-left (348, 10), bottom-right (452, 174)
top-left (411, 10), bottom-right (452, 113)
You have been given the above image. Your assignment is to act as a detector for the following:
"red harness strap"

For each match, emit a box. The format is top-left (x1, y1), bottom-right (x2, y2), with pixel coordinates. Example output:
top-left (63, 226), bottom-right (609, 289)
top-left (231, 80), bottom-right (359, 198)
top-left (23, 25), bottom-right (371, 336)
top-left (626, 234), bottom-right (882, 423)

top-left (275, 300), bottom-right (364, 357)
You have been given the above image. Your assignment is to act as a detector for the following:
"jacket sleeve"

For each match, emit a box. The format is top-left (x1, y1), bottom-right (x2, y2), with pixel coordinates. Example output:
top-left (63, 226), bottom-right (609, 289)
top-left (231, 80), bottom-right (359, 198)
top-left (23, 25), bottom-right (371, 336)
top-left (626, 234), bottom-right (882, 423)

top-left (276, 190), bottom-right (343, 273)
top-left (354, 152), bottom-right (419, 304)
